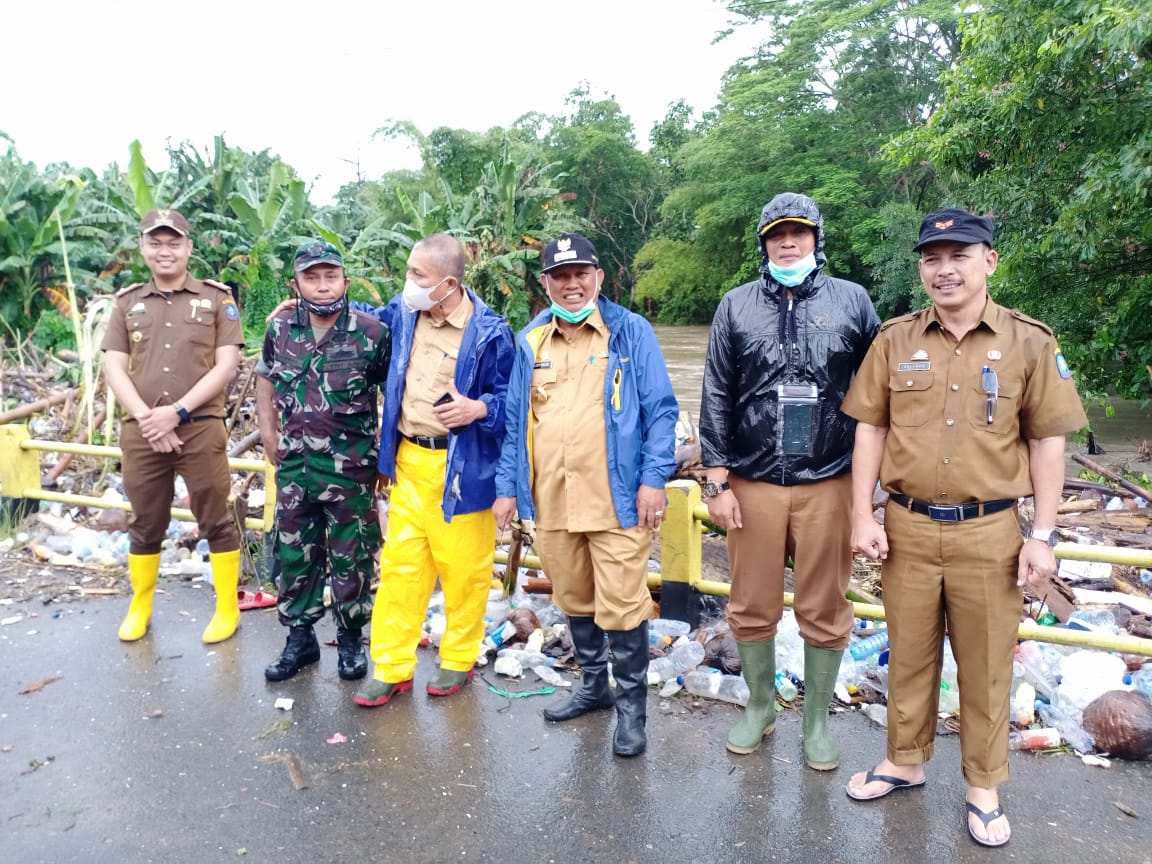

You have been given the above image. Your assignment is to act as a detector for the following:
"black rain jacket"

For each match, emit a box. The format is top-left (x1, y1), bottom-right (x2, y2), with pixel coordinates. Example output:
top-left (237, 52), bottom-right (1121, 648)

top-left (699, 193), bottom-right (881, 485)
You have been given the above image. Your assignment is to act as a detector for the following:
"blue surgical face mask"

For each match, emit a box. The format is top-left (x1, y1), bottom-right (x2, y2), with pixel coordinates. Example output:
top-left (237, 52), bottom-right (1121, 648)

top-left (550, 299), bottom-right (597, 324)
top-left (767, 252), bottom-right (817, 287)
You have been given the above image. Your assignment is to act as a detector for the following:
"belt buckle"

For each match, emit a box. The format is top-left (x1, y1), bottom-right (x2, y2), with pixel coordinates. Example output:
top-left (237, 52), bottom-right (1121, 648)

top-left (927, 504), bottom-right (961, 523)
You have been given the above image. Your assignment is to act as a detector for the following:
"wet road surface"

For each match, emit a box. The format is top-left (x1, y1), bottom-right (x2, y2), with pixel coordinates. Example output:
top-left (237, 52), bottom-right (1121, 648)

top-left (2, 588), bottom-right (1150, 863)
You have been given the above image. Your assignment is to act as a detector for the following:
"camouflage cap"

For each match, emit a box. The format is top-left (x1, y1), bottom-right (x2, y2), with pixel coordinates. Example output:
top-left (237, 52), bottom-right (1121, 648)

top-left (294, 241), bottom-right (344, 272)
top-left (140, 209), bottom-right (191, 236)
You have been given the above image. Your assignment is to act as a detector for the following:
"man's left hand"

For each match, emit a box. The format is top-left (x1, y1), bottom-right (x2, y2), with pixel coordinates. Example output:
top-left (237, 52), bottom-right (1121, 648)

top-left (138, 406), bottom-right (181, 442)
top-left (1017, 539), bottom-right (1057, 589)
top-left (637, 484), bottom-right (665, 532)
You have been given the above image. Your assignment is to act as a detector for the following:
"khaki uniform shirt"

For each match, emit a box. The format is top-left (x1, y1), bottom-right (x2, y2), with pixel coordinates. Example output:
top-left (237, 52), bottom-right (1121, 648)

top-left (398, 292), bottom-right (473, 438)
top-left (841, 298), bottom-right (1088, 502)
top-left (531, 309), bottom-right (617, 532)
top-left (102, 276), bottom-right (243, 417)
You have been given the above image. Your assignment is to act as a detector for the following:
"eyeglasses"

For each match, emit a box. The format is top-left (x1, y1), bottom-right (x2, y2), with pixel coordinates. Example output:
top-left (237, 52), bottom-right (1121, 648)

top-left (981, 366), bottom-right (998, 424)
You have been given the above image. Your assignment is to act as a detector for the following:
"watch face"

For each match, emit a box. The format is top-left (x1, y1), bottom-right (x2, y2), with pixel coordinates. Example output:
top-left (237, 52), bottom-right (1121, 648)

top-left (703, 481), bottom-right (719, 498)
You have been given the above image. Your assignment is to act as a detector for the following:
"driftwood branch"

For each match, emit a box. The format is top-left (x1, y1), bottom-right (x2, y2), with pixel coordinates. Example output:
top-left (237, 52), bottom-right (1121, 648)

top-left (1071, 453), bottom-right (1152, 502)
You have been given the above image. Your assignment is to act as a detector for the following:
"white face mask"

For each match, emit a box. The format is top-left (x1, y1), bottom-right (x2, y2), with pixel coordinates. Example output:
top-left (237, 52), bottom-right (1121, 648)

top-left (402, 275), bottom-right (451, 311)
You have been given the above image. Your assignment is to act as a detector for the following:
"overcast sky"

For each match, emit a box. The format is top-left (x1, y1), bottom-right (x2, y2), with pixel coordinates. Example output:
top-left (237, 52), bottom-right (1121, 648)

top-left (5, 1), bottom-right (764, 202)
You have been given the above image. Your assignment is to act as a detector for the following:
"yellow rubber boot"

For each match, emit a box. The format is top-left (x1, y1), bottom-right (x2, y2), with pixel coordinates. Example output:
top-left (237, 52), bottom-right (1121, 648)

top-left (119, 553), bottom-right (161, 641)
top-left (202, 549), bottom-right (242, 644)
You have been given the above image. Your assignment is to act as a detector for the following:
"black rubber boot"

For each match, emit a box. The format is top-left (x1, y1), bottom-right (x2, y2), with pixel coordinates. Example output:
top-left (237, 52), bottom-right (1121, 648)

top-left (264, 625), bottom-right (321, 682)
top-left (543, 616), bottom-right (615, 721)
top-left (607, 621), bottom-right (650, 757)
top-left (336, 627), bottom-right (367, 681)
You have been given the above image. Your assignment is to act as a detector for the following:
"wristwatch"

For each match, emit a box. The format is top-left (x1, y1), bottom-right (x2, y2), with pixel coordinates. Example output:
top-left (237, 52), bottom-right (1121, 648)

top-left (173, 403), bottom-right (191, 425)
top-left (702, 480), bottom-right (730, 499)
top-left (1027, 527), bottom-right (1058, 548)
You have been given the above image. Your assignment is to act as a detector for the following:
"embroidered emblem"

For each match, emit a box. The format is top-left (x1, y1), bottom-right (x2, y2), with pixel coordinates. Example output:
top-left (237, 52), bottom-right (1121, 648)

top-left (911, 349), bottom-right (929, 361)
top-left (1055, 352), bottom-right (1072, 379)
top-left (934, 219), bottom-right (954, 230)
top-left (557, 237), bottom-right (572, 252)
top-left (224, 302), bottom-right (239, 320)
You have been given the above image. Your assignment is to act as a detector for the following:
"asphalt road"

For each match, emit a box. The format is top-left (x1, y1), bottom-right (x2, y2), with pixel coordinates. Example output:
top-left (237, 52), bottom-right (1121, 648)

top-left (2, 585), bottom-right (1150, 864)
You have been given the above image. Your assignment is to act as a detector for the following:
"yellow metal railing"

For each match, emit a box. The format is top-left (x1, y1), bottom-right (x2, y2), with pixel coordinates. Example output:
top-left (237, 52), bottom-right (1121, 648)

top-left (0, 424), bottom-right (275, 531)
top-left (2, 429), bottom-right (1150, 656)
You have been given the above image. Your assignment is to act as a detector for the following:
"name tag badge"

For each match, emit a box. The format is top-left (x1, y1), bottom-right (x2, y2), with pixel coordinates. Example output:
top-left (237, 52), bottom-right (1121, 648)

top-left (533, 360), bottom-right (552, 370)
top-left (897, 361), bottom-right (931, 371)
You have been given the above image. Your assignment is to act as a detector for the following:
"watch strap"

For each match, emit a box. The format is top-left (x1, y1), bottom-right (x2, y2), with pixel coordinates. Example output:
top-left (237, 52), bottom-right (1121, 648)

top-left (173, 403), bottom-right (191, 425)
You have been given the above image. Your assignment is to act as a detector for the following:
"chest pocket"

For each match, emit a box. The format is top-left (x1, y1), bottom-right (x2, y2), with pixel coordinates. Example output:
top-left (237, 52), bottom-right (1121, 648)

top-left (531, 365), bottom-right (559, 416)
top-left (967, 379), bottom-right (1020, 435)
top-left (323, 356), bottom-right (371, 415)
top-left (125, 315), bottom-right (154, 374)
top-left (183, 303), bottom-right (216, 345)
top-left (888, 371), bottom-right (934, 427)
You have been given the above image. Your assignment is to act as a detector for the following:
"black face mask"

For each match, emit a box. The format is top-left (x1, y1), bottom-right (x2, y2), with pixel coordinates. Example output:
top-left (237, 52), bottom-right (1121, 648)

top-left (298, 295), bottom-right (348, 317)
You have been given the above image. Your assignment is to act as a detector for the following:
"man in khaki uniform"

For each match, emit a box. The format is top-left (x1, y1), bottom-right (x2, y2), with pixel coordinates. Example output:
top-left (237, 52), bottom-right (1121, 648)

top-left (840, 210), bottom-right (1087, 848)
top-left (495, 233), bottom-right (679, 758)
top-left (103, 209), bottom-right (244, 644)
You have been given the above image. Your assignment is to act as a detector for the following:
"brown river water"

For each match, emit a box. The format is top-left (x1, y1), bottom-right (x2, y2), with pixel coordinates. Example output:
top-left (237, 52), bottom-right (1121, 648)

top-left (652, 324), bottom-right (1152, 465)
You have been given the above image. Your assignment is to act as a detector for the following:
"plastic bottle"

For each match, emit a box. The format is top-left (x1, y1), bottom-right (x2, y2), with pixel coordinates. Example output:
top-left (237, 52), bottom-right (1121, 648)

top-left (647, 639), bottom-right (706, 683)
top-left (480, 620), bottom-right (517, 653)
top-left (938, 642), bottom-right (960, 714)
top-left (649, 618), bottom-right (691, 644)
top-left (774, 671), bottom-right (798, 701)
top-left (1008, 728), bottom-right (1061, 750)
top-left (1037, 702), bottom-right (1095, 753)
top-left (194, 538), bottom-right (210, 561)
top-left (849, 629), bottom-right (890, 661)
top-left (682, 669), bottom-right (749, 706)
top-left (1132, 666), bottom-right (1152, 699)
top-left (529, 665), bottom-right (570, 688)
top-left (1011, 681), bottom-right (1037, 726)
top-left (496, 647), bottom-right (555, 668)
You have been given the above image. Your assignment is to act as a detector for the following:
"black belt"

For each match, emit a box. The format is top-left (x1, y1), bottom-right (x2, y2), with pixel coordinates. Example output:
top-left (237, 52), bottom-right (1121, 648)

top-left (888, 492), bottom-right (1015, 523)
top-left (403, 433), bottom-right (449, 450)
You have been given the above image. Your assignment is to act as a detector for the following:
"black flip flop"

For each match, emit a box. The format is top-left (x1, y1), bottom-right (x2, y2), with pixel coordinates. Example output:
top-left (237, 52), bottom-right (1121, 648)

top-left (966, 801), bottom-right (1010, 847)
top-left (845, 769), bottom-right (927, 801)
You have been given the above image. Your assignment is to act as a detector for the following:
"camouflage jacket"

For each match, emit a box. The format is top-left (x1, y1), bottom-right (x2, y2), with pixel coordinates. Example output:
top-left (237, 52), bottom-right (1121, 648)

top-left (258, 306), bottom-right (391, 489)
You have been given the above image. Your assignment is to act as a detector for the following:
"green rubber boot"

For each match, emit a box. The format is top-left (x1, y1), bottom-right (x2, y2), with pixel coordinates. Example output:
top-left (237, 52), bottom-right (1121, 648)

top-left (726, 639), bottom-right (777, 755)
top-left (802, 644), bottom-right (844, 770)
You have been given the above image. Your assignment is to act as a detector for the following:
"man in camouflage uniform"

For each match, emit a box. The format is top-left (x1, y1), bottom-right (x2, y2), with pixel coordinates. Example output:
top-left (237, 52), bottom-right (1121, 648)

top-left (256, 242), bottom-right (391, 682)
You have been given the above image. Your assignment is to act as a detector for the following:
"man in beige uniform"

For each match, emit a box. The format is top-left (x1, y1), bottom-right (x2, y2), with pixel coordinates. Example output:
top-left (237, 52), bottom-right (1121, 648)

top-left (495, 233), bottom-right (679, 757)
top-left (841, 209), bottom-right (1087, 847)
top-left (103, 209), bottom-right (244, 644)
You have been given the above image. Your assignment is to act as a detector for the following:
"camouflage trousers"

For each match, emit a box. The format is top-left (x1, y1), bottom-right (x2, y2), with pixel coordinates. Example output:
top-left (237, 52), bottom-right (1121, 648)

top-left (274, 473), bottom-right (381, 630)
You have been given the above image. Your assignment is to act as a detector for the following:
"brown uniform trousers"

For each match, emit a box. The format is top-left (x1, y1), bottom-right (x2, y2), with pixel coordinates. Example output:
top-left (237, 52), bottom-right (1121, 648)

top-left (842, 299), bottom-right (1088, 786)
top-left (727, 473), bottom-right (853, 649)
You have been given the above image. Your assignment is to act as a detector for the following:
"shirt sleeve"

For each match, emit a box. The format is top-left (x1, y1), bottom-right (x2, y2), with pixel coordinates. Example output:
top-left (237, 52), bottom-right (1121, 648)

top-left (1020, 336), bottom-right (1089, 439)
top-left (214, 292), bottom-right (245, 348)
top-left (101, 297), bottom-right (130, 353)
top-left (841, 336), bottom-right (891, 426)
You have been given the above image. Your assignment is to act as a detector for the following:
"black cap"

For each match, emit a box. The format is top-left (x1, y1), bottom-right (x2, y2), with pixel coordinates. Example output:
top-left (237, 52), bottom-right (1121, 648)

top-left (914, 209), bottom-right (994, 251)
top-left (541, 232), bottom-right (599, 273)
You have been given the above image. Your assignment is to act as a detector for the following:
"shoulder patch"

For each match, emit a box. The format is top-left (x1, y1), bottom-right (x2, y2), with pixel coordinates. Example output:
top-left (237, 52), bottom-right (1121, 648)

top-left (878, 309), bottom-right (925, 333)
top-left (1008, 308), bottom-right (1054, 336)
top-left (201, 278), bottom-right (233, 293)
top-left (115, 282), bottom-right (145, 297)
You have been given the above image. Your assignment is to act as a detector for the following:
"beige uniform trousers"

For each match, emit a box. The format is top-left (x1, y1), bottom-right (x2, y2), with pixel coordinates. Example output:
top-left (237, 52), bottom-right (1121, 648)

top-left (533, 526), bottom-right (657, 632)
top-left (882, 501), bottom-right (1023, 787)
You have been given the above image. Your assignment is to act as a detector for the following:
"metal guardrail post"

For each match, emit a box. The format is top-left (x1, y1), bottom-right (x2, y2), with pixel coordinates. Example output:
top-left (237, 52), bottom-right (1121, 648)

top-left (658, 479), bottom-right (704, 628)
top-left (0, 424), bottom-right (42, 502)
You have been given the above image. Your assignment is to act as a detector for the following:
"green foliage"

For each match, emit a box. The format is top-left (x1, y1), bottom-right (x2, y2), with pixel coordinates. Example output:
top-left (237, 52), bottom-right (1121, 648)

top-left (906, 0), bottom-right (1152, 396)
top-left (633, 239), bottom-right (718, 324)
top-left (29, 308), bottom-right (77, 352)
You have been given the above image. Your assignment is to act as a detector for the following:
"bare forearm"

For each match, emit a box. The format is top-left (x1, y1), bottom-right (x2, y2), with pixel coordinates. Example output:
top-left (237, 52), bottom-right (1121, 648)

top-left (1028, 435), bottom-right (1065, 530)
top-left (851, 423), bottom-right (887, 520)
top-left (255, 377), bottom-right (280, 455)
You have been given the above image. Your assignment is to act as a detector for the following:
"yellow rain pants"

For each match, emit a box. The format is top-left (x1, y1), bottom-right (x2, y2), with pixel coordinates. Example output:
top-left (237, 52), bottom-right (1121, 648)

top-left (368, 439), bottom-right (496, 683)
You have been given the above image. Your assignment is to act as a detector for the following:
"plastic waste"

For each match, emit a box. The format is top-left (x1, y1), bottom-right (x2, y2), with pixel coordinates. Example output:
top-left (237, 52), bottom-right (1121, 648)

top-left (1067, 608), bottom-right (1118, 634)
top-left (937, 639), bottom-right (960, 714)
top-left (1012, 681), bottom-right (1037, 726)
top-left (1104, 496), bottom-right (1124, 511)
top-left (649, 618), bottom-right (691, 644)
top-left (774, 671), bottom-right (798, 701)
top-left (496, 647), bottom-right (555, 668)
top-left (647, 639), bottom-right (705, 683)
top-left (1081, 690), bottom-right (1152, 760)
top-left (480, 620), bottom-right (517, 656)
top-left (659, 678), bottom-right (683, 697)
top-left (1056, 650), bottom-right (1127, 717)
top-left (1038, 701), bottom-right (1095, 753)
top-left (861, 702), bottom-right (888, 727)
top-left (1140, 569), bottom-right (1152, 589)
top-left (1132, 666), bottom-right (1152, 699)
top-left (493, 655), bottom-right (522, 677)
top-left (682, 668), bottom-right (749, 706)
top-left (1008, 728), bottom-right (1061, 750)
top-left (525, 628), bottom-right (545, 653)
top-left (849, 629), bottom-right (889, 661)
top-left (1015, 640), bottom-right (1059, 702)
top-left (425, 613), bottom-right (447, 647)
top-left (530, 665), bottom-right (570, 688)
top-left (194, 538), bottom-right (210, 560)
top-left (775, 611), bottom-right (805, 679)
